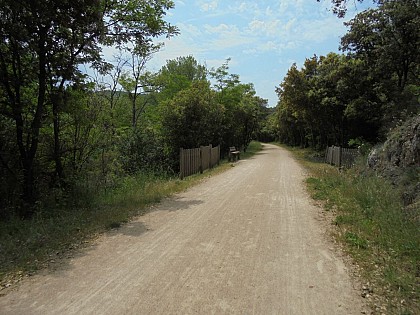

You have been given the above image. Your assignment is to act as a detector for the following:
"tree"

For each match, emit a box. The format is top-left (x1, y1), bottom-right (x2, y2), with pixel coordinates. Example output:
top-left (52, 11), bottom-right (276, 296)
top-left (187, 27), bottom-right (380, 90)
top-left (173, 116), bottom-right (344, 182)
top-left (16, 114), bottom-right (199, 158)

top-left (0, 1), bottom-right (103, 214)
top-left (155, 55), bottom-right (208, 100)
top-left (210, 58), bottom-right (240, 92)
top-left (256, 107), bottom-right (277, 143)
top-left (341, 0), bottom-right (420, 129)
top-left (275, 62), bottom-right (312, 147)
top-left (161, 81), bottom-right (224, 171)
top-left (275, 53), bottom-right (386, 149)
top-left (319, 0), bottom-right (378, 17)
top-left (0, 0), bottom-right (178, 217)
top-left (119, 43), bottom-right (161, 128)
top-left (237, 91), bottom-right (268, 151)
top-left (277, 0), bottom-right (420, 151)
top-left (341, 0), bottom-right (419, 91)
top-left (209, 59), bottom-right (258, 152)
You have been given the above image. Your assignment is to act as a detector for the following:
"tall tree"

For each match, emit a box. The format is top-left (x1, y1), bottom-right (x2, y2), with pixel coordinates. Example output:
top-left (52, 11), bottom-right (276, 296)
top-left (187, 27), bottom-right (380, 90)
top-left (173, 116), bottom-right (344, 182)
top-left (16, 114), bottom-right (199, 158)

top-left (161, 81), bottom-right (224, 170)
top-left (0, 0), bottom-right (178, 216)
top-left (275, 53), bottom-right (386, 148)
top-left (341, 0), bottom-right (419, 91)
top-left (341, 0), bottom-right (420, 129)
top-left (237, 91), bottom-right (268, 151)
top-left (119, 43), bottom-right (161, 128)
top-left (155, 55), bottom-right (208, 100)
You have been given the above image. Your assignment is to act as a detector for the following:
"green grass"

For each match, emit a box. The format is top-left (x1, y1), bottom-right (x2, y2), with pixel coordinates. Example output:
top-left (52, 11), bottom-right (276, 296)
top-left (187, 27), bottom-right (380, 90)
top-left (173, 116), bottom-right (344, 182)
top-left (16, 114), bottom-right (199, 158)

top-left (282, 144), bottom-right (419, 314)
top-left (0, 141), bottom-right (263, 289)
top-left (241, 141), bottom-right (263, 159)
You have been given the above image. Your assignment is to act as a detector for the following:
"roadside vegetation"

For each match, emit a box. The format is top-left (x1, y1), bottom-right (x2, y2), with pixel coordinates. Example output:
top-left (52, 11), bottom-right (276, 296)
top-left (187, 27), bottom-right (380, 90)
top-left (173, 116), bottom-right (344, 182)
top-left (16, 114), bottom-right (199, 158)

top-left (286, 145), bottom-right (419, 315)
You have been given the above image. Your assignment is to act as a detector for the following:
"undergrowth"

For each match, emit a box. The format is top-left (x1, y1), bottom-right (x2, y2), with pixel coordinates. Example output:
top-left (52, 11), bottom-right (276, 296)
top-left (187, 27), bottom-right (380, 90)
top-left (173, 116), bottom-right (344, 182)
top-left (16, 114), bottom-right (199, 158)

top-left (284, 145), bottom-right (419, 315)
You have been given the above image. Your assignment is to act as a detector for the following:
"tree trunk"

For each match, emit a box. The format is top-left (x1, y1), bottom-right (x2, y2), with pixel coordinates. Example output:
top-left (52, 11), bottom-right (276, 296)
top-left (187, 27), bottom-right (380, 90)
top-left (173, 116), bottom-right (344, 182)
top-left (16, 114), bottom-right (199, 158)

top-left (16, 28), bottom-right (48, 217)
top-left (52, 92), bottom-right (64, 184)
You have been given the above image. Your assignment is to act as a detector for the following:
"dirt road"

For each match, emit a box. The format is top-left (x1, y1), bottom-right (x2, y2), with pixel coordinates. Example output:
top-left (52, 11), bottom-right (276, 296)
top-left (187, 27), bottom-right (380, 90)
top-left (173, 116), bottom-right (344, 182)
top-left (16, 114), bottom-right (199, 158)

top-left (0, 144), bottom-right (367, 314)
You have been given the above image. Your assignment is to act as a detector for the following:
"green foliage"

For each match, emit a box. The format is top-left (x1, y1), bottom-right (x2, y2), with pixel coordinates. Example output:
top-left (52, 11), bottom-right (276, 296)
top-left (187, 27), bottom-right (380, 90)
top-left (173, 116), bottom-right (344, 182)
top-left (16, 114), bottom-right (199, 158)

top-left (256, 108), bottom-right (277, 143)
top-left (208, 59), bottom-right (268, 153)
top-left (276, 1), bottom-right (419, 151)
top-left (276, 54), bottom-right (355, 148)
top-left (342, 0), bottom-right (419, 92)
top-left (119, 126), bottom-right (171, 175)
top-left (0, 0), bottom-right (178, 218)
top-left (305, 177), bottom-right (334, 202)
top-left (156, 55), bottom-right (208, 100)
top-left (240, 141), bottom-right (263, 159)
top-left (160, 81), bottom-right (224, 169)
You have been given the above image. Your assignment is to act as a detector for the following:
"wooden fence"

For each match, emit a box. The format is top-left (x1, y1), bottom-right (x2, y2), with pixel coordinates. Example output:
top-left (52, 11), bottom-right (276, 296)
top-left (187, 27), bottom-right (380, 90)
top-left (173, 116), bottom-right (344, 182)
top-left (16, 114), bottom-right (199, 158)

top-left (180, 144), bottom-right (220, 179)
top-left (325, 146), bottom-right (359, 168)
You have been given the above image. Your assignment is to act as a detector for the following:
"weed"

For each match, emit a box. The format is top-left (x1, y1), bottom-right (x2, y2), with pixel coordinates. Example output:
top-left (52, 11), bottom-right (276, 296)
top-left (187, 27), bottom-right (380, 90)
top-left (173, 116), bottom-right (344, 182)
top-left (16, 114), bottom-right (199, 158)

top-left (345, 231), bottom-right (368, 249)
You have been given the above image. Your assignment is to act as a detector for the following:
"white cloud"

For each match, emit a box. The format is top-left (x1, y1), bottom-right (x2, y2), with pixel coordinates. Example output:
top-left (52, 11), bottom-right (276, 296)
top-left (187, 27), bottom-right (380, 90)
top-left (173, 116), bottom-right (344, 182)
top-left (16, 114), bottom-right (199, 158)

top-left (283, 18), bottom-right (296, 33)
top-left (300, 17), bottom-right (344, 42)
top-left (82, 0), bottom-right (377, 107)
top-left (149, 36), bottom-right (208, 71)
top-left (243, 38), bottom-right (301, 55)
top-left (203, 23), bottom-right (255, 50)
top-left (235, 2), bottom-right (259, 14)
top-left (210, 36), bottom-right (253, 50)
top-left (199, 0), bottom-right (218, 12)
top-left (276, 0), bottom-right (304, 15)
top-left (247, 19), bottom-right (280, 37)
top-left (265, 6), bottom-right (274, 17)
top-left (177, 22), bottom-right (202, 38)
top-left (237, 2), bottom-right (249, 13)
top-left (204, 23), bottom-right (233, 35)
top-left (243, 40), bottom-right (277, 54)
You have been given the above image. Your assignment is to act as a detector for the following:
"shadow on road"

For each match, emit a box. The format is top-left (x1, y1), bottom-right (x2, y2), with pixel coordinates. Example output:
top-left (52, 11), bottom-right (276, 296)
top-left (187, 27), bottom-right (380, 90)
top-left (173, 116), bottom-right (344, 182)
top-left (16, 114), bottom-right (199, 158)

top-left (46, 198), bottom-right (204, 278)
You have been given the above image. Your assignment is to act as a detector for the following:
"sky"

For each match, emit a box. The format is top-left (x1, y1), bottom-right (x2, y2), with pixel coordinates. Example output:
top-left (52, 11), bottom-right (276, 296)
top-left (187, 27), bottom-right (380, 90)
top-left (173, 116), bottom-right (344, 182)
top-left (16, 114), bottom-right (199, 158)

top-left (147, 0), bottom-right (375, 107)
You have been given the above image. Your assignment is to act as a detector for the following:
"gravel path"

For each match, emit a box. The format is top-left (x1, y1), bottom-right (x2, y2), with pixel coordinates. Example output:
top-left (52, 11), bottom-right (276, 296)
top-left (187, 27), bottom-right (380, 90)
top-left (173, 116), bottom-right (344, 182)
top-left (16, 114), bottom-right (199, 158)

top-left (0, 144), bottom-right (367, 314)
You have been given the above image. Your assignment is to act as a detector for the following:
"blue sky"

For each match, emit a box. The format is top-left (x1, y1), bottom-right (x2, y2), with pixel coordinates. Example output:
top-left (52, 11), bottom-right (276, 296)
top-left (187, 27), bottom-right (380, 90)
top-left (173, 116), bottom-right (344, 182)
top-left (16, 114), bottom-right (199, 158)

top-left (148, 0), bottom-right (375, 107)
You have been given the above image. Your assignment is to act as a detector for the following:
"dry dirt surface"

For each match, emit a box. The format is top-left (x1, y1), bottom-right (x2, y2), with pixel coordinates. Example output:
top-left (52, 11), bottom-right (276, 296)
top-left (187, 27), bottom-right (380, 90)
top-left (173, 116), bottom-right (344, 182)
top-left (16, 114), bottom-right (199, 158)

top-left (0, 144), bottom-right (368, 314)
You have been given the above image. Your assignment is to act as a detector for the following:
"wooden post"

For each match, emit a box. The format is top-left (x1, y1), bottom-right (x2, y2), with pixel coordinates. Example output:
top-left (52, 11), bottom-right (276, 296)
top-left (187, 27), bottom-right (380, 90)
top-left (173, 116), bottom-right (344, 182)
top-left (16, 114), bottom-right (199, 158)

top-left (200, 146), bottom-right (203, 174)
top-left (338, 146), bottom-right (342, 168)
top-left (209, 144), bottom-right (212, 169)
top-left (325, 146), bottom-right (329, 163)
top-left (330, 146), bottom-right (334, 165)
top-left (180, 148), bottom-right (184, 179)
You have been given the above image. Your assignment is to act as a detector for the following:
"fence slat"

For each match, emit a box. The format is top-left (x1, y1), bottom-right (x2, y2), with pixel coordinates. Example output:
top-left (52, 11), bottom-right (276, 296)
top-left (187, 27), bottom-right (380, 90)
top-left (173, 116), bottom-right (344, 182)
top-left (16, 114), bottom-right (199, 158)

top-left (179, 144), bottom-right (221, 179)
top-left (325, 146), bottom-right (359, 168)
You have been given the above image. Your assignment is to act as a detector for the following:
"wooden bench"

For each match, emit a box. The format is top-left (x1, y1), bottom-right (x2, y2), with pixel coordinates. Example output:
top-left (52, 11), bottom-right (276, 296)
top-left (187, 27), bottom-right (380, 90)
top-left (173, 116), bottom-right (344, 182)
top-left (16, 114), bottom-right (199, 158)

top-left (228, 146), bottom-right (240, 162)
